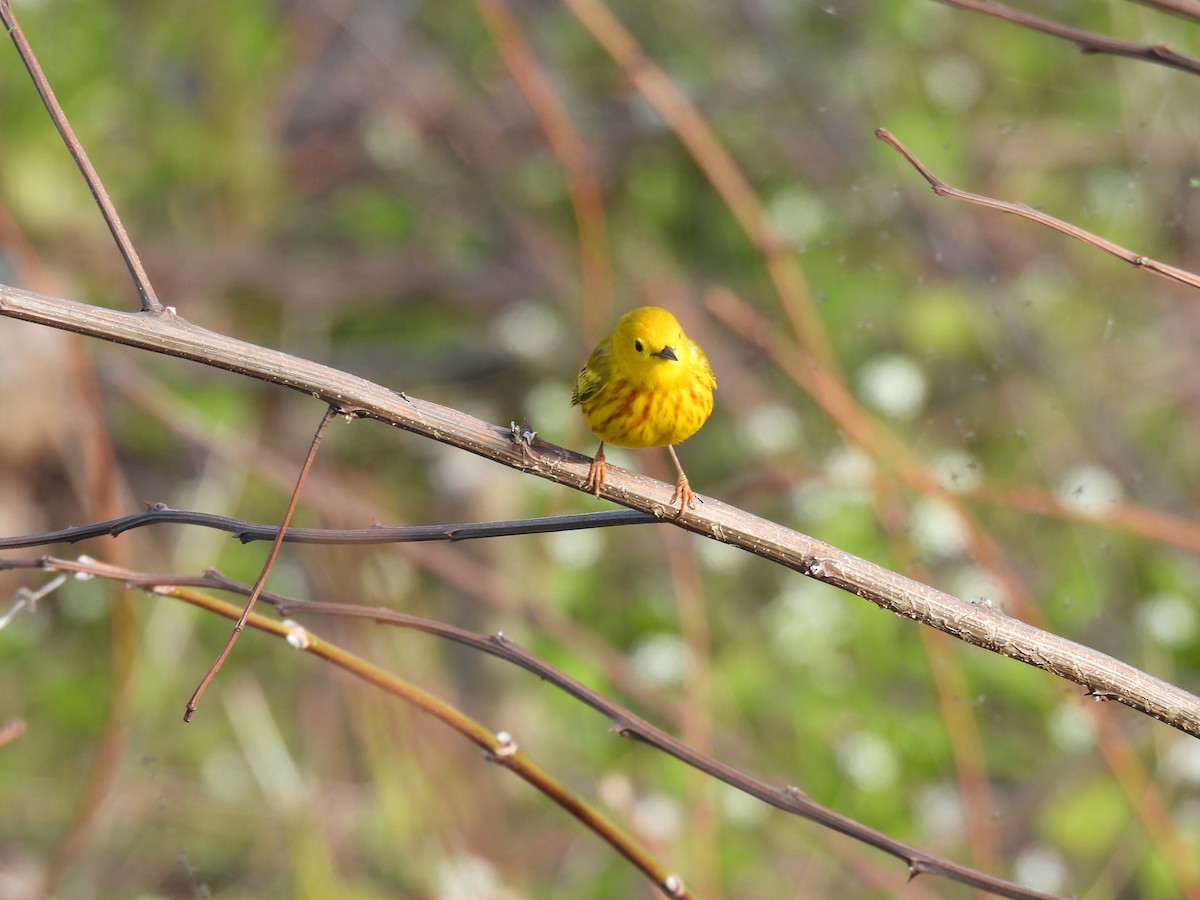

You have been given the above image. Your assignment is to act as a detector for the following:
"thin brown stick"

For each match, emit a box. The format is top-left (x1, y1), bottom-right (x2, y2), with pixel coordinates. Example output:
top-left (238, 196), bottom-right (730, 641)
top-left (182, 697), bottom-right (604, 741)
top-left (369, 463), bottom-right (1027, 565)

top-left (557, 0), bottom-right (837, 373)
top-left (876, 128), bottom-right (1200, 292)
top-left (184, 405), bottom-right (338, 721)
top-left (109, 368), bottom-right (691, 728)
top-left (3, 555), bottom-right (1065, 900)
top-left (473, 0), bottom-right (614, 343)
top-left (0, 0), bottom-right (162, 313)
top-left (2, 282), bottom-right (1198, 740)
top-left (657, 524), bottom-right (719, 895)
top-left (935, 0), bottom-right (1200, 77)
top-left (43, 311), bottom-right (140, 896)
top-left (1093, 706), bottom-right (1200, 893)
top-left (872, 482), bottom-right (1002, 873)
top-left (971, 481), bottom-right (1200, 555)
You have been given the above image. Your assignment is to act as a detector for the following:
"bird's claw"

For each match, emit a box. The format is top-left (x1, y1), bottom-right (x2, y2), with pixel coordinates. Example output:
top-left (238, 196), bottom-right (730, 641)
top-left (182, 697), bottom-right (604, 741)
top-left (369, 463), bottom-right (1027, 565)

top-left (585, 457), bottom-right (607, 497)
top-left (671, 475), bottom-right (699, 515)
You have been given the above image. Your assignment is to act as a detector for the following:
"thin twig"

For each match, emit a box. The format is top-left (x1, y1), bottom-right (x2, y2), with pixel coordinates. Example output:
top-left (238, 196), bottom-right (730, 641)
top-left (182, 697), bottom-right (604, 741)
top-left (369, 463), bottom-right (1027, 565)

top-left (876, 128), bottom-right (1200, 292)
top-left (0, 0), bottom-right (162, 313)
top-left (0, 574), bottom-right (66, 627)
top-left (184, 406), bottom-right (338, 721)
top-left (934, 0), bottom-right (1200, 77)
top-left (473, 0), bottom-right (614, 343)
top-left (557, 0), bottom-right (837, 372)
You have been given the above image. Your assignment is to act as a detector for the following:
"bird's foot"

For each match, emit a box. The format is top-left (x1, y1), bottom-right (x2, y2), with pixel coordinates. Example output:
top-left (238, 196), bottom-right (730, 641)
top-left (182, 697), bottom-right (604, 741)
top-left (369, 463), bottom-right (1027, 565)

top-left (670, 474), bottom-right (698, 515)
top-left (585, 447), bottom-right (608, 497)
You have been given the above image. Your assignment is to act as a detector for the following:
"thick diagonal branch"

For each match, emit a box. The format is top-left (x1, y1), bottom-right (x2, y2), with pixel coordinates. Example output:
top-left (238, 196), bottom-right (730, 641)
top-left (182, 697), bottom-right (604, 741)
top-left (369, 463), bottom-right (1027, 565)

top-left (3, 281), bottom-right (1198, 739)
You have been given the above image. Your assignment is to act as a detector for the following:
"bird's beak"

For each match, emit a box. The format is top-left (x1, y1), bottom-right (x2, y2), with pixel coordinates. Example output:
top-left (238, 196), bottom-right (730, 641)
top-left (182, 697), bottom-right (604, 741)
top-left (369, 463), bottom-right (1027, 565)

top-left (651, 345), bottom-right (678, 361)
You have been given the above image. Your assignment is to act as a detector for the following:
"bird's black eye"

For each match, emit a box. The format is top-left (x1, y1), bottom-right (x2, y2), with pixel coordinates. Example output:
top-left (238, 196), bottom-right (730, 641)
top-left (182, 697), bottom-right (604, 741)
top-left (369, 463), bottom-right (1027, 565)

top-left (634, 339), bottom-right (644, 353)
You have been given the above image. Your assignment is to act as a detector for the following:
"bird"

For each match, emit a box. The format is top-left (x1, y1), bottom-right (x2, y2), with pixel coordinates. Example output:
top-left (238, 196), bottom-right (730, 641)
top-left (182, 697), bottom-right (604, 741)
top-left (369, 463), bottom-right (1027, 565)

top-left (572, 306), bottom-right (716, 513)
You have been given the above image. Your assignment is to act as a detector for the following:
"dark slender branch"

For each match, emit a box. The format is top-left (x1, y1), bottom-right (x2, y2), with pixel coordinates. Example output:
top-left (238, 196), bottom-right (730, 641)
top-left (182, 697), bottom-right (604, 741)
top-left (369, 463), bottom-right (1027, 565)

top-left (876, 128), bottom-right (1200, 292)
top-left (0, 0), bottom-right (162, 313)
top-left (287, 603), bottom-right (1062, 899)
top-left (0, 503), bottom-right (659, 549)
top-left (935, 0), bottom-right (1200, 77)
top-left (2, 280), bottom-right (1198, 738)
top-left (0, 555), bottom-right (1064, 900)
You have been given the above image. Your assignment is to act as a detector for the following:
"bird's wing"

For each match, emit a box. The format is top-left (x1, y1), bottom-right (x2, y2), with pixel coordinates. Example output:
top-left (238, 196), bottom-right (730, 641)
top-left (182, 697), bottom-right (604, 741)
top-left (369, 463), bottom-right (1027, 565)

top-left (691, 339), bottom-right (717, 389)
top-left (571, 341), bottom-right (612, 405)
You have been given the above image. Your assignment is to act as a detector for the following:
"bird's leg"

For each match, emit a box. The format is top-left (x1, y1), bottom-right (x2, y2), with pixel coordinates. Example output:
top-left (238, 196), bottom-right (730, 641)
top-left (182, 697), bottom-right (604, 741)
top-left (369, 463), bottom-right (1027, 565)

top-left (585, 442), bottom-right (608, 497)
top-left (666, 445), bottom-right (696, 513)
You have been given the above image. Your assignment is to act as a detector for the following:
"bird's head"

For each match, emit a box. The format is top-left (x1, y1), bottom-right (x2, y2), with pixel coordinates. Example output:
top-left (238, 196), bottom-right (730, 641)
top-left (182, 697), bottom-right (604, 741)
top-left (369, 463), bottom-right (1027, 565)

top-left (612, 306), bottom-right (688, 371)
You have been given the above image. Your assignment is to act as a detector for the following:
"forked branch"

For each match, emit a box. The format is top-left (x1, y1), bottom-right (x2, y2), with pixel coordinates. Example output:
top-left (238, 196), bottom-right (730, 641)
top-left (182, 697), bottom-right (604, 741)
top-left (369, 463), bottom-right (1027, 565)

top-left (876, 128), bottom-right (1200, 292)
top-left (935, 0), bottom-right (1200, 77)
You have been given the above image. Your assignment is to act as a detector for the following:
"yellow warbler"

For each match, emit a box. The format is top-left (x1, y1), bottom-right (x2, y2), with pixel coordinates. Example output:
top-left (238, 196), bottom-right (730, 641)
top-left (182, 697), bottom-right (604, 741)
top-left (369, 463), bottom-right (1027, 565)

top-left (572, 306), bottom-right (717, 512)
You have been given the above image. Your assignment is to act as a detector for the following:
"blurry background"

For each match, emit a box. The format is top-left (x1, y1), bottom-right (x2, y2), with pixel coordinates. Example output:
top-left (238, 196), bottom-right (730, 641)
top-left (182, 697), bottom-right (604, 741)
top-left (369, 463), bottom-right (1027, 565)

top-left (1, 0), bottom-right (1199, 896)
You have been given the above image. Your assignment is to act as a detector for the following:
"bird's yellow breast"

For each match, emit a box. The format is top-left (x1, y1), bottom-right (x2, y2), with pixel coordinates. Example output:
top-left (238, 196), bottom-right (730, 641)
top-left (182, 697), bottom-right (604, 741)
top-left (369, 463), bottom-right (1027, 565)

top-left (573, 306), bottom-right (717, 448)
top-left (580, 351), bottom-right (714, 448)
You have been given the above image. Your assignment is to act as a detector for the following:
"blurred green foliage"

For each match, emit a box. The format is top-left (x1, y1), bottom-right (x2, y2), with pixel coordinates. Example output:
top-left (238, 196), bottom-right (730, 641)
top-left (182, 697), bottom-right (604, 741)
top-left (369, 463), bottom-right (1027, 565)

top-left (2, 0), bottom-right (1199, 897)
